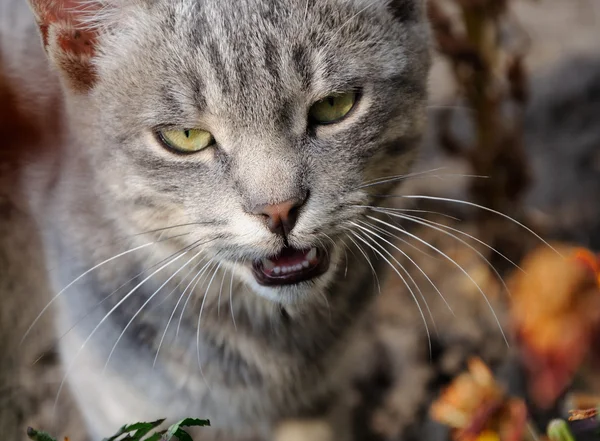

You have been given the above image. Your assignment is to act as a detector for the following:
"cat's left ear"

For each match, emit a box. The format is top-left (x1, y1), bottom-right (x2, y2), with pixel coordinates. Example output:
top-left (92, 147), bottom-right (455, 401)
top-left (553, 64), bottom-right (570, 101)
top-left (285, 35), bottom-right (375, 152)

top-left (27, 0), bottom-right (108, 92)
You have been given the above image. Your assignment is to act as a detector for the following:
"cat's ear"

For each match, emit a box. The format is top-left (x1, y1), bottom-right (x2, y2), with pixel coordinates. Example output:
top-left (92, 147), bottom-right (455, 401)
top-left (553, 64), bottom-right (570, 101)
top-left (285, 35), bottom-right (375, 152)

top-left (27, 0), bottom-right (109, 92)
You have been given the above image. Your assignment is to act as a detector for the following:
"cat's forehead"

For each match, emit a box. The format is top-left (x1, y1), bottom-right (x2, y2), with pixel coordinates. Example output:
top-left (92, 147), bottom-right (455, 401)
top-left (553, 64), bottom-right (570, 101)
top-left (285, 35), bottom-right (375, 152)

top-left (140, 0), bottom-right (418, 49)
top-left (97, 0), bottom-right (426, 127)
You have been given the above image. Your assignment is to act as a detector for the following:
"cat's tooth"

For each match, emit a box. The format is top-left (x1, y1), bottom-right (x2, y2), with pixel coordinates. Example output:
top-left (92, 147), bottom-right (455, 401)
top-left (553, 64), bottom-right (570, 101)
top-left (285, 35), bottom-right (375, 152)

top-left (302, 261), bottom-right (310, 268)
top-left (281, 267), bottom-right (289, 274)
top-left (273, 267), bottom-right (282, 275)
top-left (262, 258), bottom-right (275, 270)
top-left (307, 248), bottom-right (317, 262)
top-left (295, 264), bottom-right (303, 271)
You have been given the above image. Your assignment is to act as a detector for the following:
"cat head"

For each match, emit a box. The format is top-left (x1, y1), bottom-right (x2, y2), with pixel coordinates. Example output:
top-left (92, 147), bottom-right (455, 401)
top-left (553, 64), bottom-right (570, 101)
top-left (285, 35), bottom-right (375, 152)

top-left (29, 0), bottom-right (430, 304)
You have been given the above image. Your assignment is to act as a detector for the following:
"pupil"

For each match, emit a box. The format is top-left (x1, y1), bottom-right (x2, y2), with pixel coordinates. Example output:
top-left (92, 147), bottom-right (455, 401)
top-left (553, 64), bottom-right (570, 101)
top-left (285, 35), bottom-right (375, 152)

top-left (184, 130), bottom-right (190, 138)
top-left (327, 96), bottom-right (335, 107)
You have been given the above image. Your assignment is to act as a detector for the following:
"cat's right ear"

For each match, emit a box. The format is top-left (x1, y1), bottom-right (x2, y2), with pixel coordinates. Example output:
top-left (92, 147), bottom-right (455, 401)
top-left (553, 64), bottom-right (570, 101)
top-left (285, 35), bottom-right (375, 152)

top-left (27, 0), bottom-right (109, 93)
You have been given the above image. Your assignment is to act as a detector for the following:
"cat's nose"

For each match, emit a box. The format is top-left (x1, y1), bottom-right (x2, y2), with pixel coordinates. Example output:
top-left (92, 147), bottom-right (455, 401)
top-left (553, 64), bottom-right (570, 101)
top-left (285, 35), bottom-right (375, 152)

top-left (251, 195), bottom-right (307, 237)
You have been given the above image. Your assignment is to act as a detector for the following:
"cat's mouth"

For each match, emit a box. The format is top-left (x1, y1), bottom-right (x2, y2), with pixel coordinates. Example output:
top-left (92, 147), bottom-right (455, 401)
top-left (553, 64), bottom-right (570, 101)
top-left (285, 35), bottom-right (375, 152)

top-left (252, 246), bottom-right (330, 286)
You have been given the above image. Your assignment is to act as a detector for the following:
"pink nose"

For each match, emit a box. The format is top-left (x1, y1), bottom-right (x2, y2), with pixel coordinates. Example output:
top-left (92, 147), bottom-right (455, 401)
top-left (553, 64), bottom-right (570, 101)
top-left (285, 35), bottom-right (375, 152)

top-left (251, 197), bottom-right (306, 237)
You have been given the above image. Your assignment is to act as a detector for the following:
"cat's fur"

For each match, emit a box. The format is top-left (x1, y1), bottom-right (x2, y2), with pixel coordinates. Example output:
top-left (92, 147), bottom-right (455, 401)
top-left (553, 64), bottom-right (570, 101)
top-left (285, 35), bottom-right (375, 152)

top-left (1, 0), bottom-right (430, 439)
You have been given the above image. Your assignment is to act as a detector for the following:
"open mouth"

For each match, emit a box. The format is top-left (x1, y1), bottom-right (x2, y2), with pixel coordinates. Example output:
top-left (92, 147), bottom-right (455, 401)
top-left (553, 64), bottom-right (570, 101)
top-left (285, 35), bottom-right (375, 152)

top-left (252, 246), bottom-right (330, 286)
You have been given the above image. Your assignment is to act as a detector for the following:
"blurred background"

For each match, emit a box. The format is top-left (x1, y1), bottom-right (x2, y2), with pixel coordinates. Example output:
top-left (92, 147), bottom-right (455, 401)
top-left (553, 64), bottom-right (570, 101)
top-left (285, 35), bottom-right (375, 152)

top-left (326, 1), bottom-right (600, 440)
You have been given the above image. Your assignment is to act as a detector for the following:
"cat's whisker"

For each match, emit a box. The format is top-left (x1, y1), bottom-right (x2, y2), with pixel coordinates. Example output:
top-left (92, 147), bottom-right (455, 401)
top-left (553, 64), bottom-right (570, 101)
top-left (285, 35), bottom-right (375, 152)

top-left (102, 248), bottom-right (206, 375)
top-left (358, 167), bottom-right (488, 190)
top-left (379, 208), bottom-right (526, 274)
top-left (356, 219), bottom-right (454, 316)
top-left (153, 257), bottom-right (210, 368)
top-left (319, 290), bottom-right (332, 325)
top-left (353, 209), bottom-right (441, 260)
top-left (395, 195), bottom-right (562, 256)
top-left (52, 243), bottom-right (195, 416)
top-left (229, 261), bottom-right (238, 331)
top-left (321, 232), bottom-right (337, 249)
top-left (147, 257), bottom-right (208, 314)
top-left (360, 206), bottom-right (462, 222)
top-left (343, 231), bottom-right (381, 294)
top-left (196, 262), bottom-right (223, 393)
top-left (369, 208), bottom-right (515, 296)
top-left (315, 236), bottom-right (331, 258)
top-left (353, 221), bottom-right (440, 335)
top-left (102, 250), bottom-right (202, 377)
top-left (366, 215), bottom-right (509, 346)
top-left (349, 229), bottom-right (433, 358)
top-left (45, 236), bottom-right (221, 360)
top-left (21, 233), bottom-right (190, 346)
top-left (358, 167), bottom-right (446, 188)
top-left (341, 239), bottom-right (350, 278)
top-left (217, 265), bottom-right (230, 319)
top-left (175, 259), bottom-right (216, 339)
top-left (44, 221), bottom-right (212, 273)
top-left (360, 172), bottom-right (488, 190)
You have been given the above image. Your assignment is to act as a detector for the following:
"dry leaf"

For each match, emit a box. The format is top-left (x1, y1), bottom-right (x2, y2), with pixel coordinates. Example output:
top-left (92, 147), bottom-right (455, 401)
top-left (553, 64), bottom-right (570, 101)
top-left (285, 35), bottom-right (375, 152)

top-left (508, 243), bottom-right (600, 408)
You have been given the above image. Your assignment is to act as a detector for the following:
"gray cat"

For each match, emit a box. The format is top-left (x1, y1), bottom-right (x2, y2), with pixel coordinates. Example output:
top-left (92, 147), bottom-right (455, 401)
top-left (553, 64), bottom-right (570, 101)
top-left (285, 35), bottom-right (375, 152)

top-left (0, 0), bottom-right (430, 439)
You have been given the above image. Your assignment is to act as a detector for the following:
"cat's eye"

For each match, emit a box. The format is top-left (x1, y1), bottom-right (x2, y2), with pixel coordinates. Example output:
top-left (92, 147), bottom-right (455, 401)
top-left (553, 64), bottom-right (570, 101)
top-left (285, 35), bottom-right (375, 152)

top-left (158, 128), bottom-right (215, 153)
top-left (309, 92), bottom-right (358, 125)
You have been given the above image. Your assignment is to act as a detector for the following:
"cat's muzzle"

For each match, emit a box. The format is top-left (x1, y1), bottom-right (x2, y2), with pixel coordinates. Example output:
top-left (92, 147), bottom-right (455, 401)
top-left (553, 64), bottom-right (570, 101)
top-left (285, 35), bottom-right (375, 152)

top-left (252, 246), bottom-right (330, 286)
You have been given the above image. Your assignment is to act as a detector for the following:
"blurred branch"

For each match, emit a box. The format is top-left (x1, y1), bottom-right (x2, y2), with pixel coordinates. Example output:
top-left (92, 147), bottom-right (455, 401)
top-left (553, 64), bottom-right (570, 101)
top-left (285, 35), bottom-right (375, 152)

top-left (427, 0), bottom-right (533, 260)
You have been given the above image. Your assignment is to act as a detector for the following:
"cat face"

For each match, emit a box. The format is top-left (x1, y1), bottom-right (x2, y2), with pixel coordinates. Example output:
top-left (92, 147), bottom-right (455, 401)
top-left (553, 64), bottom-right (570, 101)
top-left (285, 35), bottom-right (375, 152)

top-left (33, 0), bottom-right (430, 304)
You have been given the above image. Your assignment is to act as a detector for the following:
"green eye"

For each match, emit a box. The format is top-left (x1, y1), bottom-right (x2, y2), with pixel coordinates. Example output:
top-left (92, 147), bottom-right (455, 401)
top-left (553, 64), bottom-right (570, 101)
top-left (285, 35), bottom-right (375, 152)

top-left (309, 92), bottom-right (358, 125)
top-left (158, 129), bottom-right (215, 153)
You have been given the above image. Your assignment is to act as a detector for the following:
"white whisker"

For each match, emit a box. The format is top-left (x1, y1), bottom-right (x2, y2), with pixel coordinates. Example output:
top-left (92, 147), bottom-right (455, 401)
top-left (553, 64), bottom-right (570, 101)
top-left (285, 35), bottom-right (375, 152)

top-left (229, 261), bottom-right (238, 331)
top-left (355, 209), bottom-right (440, 260)
top-left (344, 231), bottom-right (381, 294)
top-left (396, 209), bottom-right (525, 274)
top-left (357, 219), bottom-right (454, 316)
top-left (153, 258), bottom-right (209, 368)
top-left (354, 222), bottom-right (439, 335)
top-left (359, 167), bottom-right (447, 189)
top-left (196, 262), bottom-right (223, 393)
top-left (22, 240), bottom-right (163, 345)
top-left (217, 265), bottom-right (230, 318)
top-left (350, 229), bottom-right (432, 358)
top-left (371, 209), bottom-right (514, 296)
top-left (52, 248), bottom-right (191, 415)
top-left (102, 249), bottom-right (205, 374)
top-left (367, 215), bottom-right (509, 346)
top-left (175, 260), bottom-right (216, 339)
top-left (400, 195), bottom-right (562, 256)
top-left (358, 205), bottom-right (462, 222)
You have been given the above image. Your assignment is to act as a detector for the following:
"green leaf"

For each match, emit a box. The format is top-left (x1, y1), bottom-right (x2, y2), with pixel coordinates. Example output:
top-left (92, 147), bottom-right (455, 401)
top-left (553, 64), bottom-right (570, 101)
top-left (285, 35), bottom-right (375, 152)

top-left (173, 418), bottom-right (211, 428)
top-left (170, 429), bottom-right (194, 441)
top-left (102, 419), bottom-right (166, 441)
top-left (144, 432), bottom-right (167, 441)
top-left (547, 419), bottom-right (576, 441)
top-left (160, 418), bottom-right (211, 441)
top-left (26, 427), bottom-right (57, 441)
